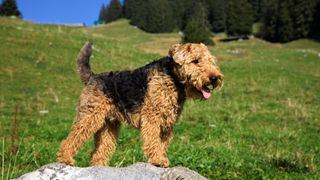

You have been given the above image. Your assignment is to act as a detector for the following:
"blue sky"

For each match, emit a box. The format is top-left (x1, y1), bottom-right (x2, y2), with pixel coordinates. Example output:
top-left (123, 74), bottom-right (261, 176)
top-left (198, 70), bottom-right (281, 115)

top-left (16, 0), bottom-right (113, 26)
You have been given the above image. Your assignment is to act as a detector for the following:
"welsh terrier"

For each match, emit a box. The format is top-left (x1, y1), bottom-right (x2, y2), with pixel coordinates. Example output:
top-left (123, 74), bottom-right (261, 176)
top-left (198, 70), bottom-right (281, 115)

top-left (57, 42), bottom-right (223, 167)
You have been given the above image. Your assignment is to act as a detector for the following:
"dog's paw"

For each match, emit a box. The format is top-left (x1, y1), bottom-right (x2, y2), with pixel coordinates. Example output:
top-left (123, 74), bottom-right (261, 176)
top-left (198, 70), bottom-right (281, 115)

top-left (148, 157), bottom-right (170, 168)
top-left (57, 156), bottom-right (75, 166)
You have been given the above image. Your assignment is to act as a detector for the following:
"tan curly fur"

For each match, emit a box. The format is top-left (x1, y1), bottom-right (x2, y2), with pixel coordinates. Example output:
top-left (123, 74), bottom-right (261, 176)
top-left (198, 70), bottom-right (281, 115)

top-left (57, 42), bottom-right (223, 167)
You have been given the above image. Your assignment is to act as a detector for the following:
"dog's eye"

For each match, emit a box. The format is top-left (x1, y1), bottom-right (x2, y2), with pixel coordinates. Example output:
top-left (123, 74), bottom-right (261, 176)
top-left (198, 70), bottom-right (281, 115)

top-left (192, 59), bottom-right (199, 64)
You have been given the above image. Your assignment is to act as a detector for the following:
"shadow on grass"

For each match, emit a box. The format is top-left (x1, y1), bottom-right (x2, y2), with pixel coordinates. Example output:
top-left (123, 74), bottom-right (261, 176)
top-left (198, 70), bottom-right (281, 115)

top-left (271, 158), bottom-right (310, 173)
top-left (219, 36), bottom-right (249, 42)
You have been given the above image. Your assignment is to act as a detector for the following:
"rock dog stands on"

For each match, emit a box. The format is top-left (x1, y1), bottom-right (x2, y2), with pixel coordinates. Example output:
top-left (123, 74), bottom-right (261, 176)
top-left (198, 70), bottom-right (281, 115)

top-left (17, 162), bottom-right (208, 180)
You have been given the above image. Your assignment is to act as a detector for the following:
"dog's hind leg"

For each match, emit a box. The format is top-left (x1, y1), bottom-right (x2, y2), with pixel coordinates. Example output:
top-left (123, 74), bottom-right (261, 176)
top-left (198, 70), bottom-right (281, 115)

top-left (57, 85), bottom-right (108, 166)
top-left (90, 120), bottom-right (120, 166)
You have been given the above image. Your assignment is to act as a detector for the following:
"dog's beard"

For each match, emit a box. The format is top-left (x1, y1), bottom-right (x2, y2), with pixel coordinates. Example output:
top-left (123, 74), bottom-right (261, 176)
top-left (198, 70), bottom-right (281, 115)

top-left (185, 80), bottom-right (219, 100)
top-left (185, 86), bottom-right (210, 99)
top-left (185, 86), bottom-right (202, 99)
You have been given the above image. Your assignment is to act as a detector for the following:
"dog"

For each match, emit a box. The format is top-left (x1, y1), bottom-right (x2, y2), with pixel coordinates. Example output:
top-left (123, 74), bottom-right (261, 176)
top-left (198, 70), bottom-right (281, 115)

top-left (57, 42), bottom-right (223, 167)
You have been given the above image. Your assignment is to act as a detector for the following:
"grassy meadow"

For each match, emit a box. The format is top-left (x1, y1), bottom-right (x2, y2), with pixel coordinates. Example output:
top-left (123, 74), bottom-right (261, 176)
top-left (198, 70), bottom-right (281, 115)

top-left (0, 17), bottom-right (320, 179)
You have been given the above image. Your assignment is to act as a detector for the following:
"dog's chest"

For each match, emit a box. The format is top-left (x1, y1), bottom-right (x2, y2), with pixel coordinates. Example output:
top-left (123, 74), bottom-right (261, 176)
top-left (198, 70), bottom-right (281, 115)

top-left (145, 70), bottom-right (185, 126)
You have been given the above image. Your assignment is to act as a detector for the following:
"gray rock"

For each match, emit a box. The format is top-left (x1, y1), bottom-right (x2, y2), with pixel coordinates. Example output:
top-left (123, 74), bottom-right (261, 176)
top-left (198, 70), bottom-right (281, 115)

top-left (17, 162), bottom-right (207, 180)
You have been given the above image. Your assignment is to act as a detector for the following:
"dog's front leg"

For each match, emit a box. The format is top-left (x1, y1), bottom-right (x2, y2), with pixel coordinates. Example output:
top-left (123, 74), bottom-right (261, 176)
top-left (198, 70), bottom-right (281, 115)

top-left (160, 128), bottom-right (173, 163)
top-left (141, 120), bottom-right (169, 167)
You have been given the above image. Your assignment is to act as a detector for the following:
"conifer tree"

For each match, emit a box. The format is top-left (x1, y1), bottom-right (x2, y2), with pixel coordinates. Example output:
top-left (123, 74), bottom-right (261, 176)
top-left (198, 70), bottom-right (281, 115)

top-left (291, 0), bottom-right (314, 39)
top-left (123, 0), bottom-right (133, 19)
top-left (226, 0), bottom-right (254, 37)
top-left (260, 0), bottom-right (320, 42)
top-left (125, 0), bottom-right (175, 33)
top-left (98, 4), bottom-right (108, 23)
top-left (248, 0), bottom-right (265, 22)
top-left (277, 0), bottom-right (294, 42)
top-left (261, 0), bottom-right (296, 42)
top-left (0, 0), bottom-right (22, 17)
top-left (207, 0), bottom-right (226, 32)
top-left (168, 0), bottom-right (187, 30)
top-left (260, 0), bottom-right (278, 41)
top-left (183, 2), bottom-right (213, 45)
top-left (181, 0), bottom-right (201, 30)
top-left (125, 0), bottom-right (147, 28)
top-left (310, 1), bottom-right (320, 40)
top-left (143, 0), bottom-right (175, 33)
top-left (105, 0), bottom-right (122, 23)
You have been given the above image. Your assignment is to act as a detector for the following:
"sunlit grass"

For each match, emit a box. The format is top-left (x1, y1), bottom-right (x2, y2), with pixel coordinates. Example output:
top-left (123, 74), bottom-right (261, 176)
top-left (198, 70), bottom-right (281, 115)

top-left (0, 17), bottom-right (319, 179)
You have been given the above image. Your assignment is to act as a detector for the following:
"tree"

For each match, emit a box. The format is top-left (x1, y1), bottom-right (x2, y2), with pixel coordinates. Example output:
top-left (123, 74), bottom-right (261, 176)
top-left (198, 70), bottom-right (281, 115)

top-left (277, 0), bottom-right (294, 42)
top-left (143, 0), bottom-right (175, 33)
top-left (123, 0), bottom-right (133, 19)
top-left (207, 0), bottom-right (227, 32)
top-left (248, 0), bottom-right (265, 22)
top-left (291, 0), bottom-right (314, 39)
top-left (226, 0), bottom-right (254, 37)
top-left (168, 0), bottom-right (188, 30)
top-left (98, 4), bottom-right (108, 23)
top-left (125, 0), bottom-right (175, 33)
top-left (183, 2), bottom-right (213, 45)
top-left (125, 0), bottom-right (147, 28)
top-left (0, 0), bottom-right (22, 17)
top-left (260, 0), bottom-right (320, 42)
top-left (260, 0), bottom-right (297, 42)
top-left (310, 1), bottom-right (320, 40)
top-left (105, 0), bottom-right (122, 23)
top-left (180, 0), bottom-right (201, 30)
top-left (260, 0), bottom-right (278, 41)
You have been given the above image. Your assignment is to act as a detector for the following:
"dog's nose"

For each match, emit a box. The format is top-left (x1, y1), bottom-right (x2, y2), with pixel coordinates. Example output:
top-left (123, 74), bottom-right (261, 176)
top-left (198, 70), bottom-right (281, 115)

top-left (210, 76), bottom-right (217, 83)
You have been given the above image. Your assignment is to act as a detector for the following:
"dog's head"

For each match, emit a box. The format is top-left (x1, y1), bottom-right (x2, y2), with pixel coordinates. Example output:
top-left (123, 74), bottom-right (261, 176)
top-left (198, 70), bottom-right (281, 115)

top-left (168, 43), bottom-right (223, 99)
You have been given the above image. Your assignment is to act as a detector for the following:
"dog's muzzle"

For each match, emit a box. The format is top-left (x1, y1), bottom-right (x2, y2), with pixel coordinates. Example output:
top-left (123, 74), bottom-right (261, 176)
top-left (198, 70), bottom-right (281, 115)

top-left (210, 76), bottom-right (217, 84)
top-left (209, 75), bottom-right (223, 89)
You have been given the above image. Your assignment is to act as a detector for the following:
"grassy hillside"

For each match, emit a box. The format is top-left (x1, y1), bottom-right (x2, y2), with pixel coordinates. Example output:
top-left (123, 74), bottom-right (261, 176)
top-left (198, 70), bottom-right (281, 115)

top-left (0, 17), bottom-right (320, 179)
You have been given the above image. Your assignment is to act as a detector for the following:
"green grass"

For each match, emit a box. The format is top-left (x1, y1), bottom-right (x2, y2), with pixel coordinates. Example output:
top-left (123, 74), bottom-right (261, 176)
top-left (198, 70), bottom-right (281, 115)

top-left (0, 17), bottom-right (320, 179)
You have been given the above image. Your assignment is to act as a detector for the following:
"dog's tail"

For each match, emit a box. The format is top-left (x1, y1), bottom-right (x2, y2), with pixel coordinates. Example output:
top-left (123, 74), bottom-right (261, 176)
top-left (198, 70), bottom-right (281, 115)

top-left (77, 42), bottom-right (94, 84)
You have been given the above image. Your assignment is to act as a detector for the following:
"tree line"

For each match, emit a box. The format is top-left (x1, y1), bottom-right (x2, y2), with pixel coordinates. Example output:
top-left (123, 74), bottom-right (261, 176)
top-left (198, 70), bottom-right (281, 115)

top-left (99, 0), bottom-right (320, 44)
top-left (1, 0), bottom-right (319, 44)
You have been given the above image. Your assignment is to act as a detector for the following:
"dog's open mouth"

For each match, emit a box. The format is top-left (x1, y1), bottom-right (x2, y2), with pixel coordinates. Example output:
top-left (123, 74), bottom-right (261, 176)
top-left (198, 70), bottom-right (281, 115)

top-left (201, 84), bottom-right (212, 99)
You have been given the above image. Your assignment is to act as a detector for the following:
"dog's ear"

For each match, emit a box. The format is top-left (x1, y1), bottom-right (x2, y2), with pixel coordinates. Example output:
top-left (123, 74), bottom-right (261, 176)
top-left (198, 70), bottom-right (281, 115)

top-left (168, 44), bottom-right (184, 65)
top-left (168, 44), bottom-right (181, 58)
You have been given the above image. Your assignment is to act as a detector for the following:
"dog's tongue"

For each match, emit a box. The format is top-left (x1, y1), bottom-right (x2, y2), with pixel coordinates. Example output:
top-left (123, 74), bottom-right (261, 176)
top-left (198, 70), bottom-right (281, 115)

top-left (201, 89), bottom-right (211, 99)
